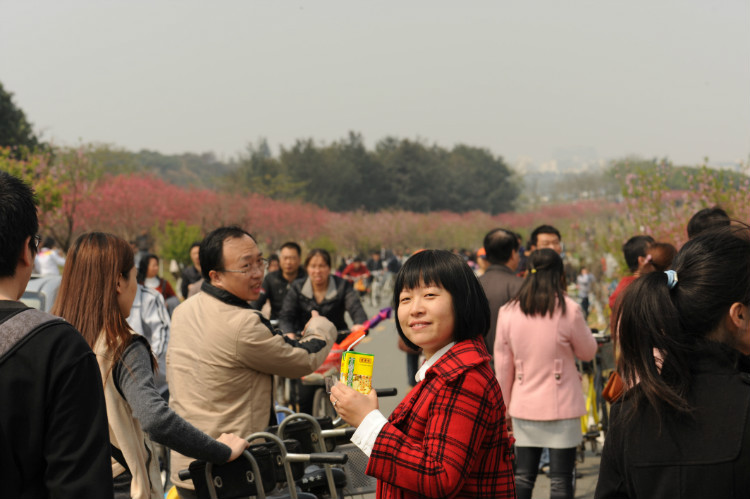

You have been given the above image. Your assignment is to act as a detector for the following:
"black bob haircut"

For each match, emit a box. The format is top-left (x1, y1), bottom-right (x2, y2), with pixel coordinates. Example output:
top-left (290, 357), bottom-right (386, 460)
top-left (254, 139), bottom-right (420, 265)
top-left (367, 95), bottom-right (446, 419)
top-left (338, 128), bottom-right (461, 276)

top-left (393, 249), bottom-right (491, 351)
top-left (199, 226), bottom-right (255, 281)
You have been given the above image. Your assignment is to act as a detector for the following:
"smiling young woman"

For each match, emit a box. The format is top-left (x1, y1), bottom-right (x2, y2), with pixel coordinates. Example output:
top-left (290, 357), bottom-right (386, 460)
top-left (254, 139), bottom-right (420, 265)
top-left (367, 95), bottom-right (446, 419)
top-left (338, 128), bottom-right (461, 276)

top-left (397, 284), bottom-right (455, 359)
top-left (330, 249), bottom-right (515, 498)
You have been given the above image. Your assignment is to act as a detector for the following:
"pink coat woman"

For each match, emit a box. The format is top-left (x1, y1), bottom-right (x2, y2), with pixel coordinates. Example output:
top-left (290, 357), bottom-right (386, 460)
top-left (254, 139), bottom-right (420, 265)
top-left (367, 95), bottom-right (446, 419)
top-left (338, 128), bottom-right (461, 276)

top-left (495, 295), bottom-right (597, 420)
top-left (494, 248), bottom-right (597, 499)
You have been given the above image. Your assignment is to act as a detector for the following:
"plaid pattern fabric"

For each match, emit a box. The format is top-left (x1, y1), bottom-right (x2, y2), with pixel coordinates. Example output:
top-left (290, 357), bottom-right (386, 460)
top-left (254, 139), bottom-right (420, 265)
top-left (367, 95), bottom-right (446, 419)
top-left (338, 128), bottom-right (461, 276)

top-left (367, 336), bottom-right (516, 498)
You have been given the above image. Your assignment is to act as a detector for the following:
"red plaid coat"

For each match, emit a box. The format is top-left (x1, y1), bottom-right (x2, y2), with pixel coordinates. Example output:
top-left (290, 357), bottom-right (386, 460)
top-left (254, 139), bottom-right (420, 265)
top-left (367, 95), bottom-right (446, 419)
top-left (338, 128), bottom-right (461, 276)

top-left (366, 336), bottom-right (516, 498)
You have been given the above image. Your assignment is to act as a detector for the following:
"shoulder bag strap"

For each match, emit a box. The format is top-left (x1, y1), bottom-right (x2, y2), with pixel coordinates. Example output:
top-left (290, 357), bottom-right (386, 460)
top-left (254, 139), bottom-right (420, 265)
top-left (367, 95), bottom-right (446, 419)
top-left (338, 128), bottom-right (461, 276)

top-left (0, 308), bottom-right (65, 365)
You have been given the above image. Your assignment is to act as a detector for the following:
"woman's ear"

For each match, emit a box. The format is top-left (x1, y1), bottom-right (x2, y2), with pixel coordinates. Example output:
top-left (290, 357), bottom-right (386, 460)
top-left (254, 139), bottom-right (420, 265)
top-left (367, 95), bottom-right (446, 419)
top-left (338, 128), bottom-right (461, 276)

top-left (728, 302), bottom-right (748, 330)
top-left (728, 302), bottom-right (750, 355)
top-left (116, 274), bottom-right (124, 296)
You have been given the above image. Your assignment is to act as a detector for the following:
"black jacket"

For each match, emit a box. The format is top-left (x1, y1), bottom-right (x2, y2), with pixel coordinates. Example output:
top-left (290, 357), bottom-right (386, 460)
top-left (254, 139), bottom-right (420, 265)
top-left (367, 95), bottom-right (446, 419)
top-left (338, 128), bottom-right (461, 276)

top-left (250, 268), bottom-right (307, 321)
top-left (278, 275), bottom-right (367, 334)
top-left (596, 346), bottom-right (750, 499)
top-left (478, 264), bottom-right (523, 357)
top-left (180, 265), bottom-right (202, 299)
top-left (0, 301), bottom-right (113, 498)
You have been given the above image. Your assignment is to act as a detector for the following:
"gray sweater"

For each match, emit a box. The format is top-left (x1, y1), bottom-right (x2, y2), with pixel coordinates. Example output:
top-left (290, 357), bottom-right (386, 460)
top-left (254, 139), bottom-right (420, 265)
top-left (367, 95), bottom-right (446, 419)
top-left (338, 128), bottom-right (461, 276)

top-left (114, 339), bottom-right (231, 464)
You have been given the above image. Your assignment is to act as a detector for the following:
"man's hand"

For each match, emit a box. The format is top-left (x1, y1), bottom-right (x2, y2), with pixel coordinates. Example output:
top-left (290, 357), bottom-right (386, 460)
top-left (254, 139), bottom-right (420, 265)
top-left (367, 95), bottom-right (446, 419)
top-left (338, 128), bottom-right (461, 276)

top-left (329, 382), bottom-right (379, 427)
top-left (301, 310), bottom-right (329, 337)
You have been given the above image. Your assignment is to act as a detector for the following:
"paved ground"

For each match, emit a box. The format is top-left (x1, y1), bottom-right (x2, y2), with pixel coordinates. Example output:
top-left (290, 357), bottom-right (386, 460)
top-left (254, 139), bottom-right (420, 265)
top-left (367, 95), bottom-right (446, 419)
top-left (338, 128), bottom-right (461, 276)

top-left (354, 301), bottom-right (603, 498)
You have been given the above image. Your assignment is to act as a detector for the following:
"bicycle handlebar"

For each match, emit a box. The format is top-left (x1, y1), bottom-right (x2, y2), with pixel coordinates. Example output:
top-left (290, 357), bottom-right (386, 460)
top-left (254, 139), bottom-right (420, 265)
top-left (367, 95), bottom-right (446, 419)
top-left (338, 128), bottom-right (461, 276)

top-left (321, 427), bottom-right (357, 439)
top-left (294, 452), bottom-right (348, 465)
top-left (374, 387), bottom-right (398, 397)
top-left (176, 451), bottom-right (349, 481)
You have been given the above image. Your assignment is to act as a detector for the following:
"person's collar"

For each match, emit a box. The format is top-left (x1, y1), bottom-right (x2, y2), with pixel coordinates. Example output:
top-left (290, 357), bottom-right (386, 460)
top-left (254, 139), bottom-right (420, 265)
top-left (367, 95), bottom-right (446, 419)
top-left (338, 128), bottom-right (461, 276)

top-left (282, 267), bottom-right (305, 283)
top-left (415, 341), bottom-right (455, 383)
top-left (301, 276), bottom-right (336, 301)
top-left (424, 337), bottom-right (490, 383)
top-left (201, 280), bottom-right (252, 309)
top-left (201, 281), bottom-right (278, 333)
top-left (487, 263), bottom-right (516, 274)
top-left (0, 299), bottom-right (28, 310)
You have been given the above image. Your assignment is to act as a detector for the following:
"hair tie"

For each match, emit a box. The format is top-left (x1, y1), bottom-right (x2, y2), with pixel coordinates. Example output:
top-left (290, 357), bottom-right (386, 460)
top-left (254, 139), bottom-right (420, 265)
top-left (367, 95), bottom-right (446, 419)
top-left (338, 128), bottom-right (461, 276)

top-left (530, 268), bottom-right (537, 274)
top-left (664, 270), bottom-right (678, 290)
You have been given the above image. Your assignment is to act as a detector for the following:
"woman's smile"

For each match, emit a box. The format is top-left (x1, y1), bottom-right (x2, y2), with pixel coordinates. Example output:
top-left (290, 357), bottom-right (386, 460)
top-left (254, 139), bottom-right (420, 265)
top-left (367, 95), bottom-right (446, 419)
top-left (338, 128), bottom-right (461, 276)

top-left (398, 283), bottom-right (455, 359)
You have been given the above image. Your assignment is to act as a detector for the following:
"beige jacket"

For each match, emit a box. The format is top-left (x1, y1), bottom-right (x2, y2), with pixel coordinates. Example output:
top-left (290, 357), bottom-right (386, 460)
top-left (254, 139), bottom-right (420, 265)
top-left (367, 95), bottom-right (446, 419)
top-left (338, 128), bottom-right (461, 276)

top-left (94, 333), bottom-right (162, 499)
top-left (166, 289), bottom-right (337, 489)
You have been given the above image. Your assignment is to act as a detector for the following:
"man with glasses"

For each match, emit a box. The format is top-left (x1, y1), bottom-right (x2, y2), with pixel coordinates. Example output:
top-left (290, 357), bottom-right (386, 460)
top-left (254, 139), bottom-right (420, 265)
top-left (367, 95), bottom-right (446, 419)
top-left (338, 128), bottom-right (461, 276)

top-left (166, 226), bottom-right (337, 499)
top-left (0, 171), bottom-right (112, 498)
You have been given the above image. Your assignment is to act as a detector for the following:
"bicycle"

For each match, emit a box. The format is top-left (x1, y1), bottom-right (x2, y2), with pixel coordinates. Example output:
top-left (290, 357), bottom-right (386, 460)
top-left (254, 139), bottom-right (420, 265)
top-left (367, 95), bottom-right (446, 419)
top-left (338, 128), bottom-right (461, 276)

top-left (178, 388), bottom-right (398, 499)
top-left (366, 270), bottom-right (394, 307)
top-left (577, 328), bottom-right (612, 461)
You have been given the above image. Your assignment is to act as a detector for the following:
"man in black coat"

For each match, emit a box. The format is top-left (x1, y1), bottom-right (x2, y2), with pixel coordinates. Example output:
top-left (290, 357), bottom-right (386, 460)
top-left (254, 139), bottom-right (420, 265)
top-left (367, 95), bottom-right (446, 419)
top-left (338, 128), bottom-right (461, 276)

top-left (479, 228), bottom-right (523, 364)
top-left (251, 241), bottom-right (306, 321)
top-left (0, 171), bottom-right (113, 498)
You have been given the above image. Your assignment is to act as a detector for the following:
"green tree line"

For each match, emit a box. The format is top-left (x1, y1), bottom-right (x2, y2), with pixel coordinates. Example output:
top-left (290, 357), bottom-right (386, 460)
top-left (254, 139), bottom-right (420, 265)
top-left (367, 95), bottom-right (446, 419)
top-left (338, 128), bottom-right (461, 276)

top-left (225, 132), bottom-right (520, 214)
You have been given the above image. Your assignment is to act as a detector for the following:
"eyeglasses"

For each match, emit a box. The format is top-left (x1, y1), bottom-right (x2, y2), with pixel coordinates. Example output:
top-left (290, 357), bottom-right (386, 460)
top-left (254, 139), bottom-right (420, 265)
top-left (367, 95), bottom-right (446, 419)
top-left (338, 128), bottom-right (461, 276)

top-left (221, 258), bottom-right (269, 275)
top-left (32, 235), bottom-right (41, 251)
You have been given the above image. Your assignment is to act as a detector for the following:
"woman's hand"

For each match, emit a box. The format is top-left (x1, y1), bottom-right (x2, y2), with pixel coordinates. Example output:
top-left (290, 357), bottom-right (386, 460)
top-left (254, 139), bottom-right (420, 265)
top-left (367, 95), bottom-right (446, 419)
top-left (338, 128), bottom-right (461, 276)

top-left (505, 416), bottom-right (513, 439)
top-left (330, 382), bottom-right (379, 427)
top-left (217, 433), bottom-right (250, 462)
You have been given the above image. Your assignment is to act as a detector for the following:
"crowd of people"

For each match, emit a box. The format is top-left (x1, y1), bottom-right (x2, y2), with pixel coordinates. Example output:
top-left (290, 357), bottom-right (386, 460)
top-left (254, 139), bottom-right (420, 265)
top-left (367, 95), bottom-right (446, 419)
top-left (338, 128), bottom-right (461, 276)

top-left (2, 167), bottom-right (749, 499)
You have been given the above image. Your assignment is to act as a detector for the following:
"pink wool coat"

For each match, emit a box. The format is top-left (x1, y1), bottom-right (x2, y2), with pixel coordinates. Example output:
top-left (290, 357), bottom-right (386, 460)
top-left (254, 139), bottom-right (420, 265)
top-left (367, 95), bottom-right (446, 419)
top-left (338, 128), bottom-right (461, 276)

top-left (494, 296), bottom-right (597, 421)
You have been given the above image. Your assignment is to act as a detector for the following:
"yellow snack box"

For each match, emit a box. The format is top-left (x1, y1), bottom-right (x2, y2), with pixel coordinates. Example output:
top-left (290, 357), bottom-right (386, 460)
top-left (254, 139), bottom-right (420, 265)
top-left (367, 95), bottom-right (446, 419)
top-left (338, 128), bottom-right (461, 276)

top-left (340, 351), bottom-right (374, 394)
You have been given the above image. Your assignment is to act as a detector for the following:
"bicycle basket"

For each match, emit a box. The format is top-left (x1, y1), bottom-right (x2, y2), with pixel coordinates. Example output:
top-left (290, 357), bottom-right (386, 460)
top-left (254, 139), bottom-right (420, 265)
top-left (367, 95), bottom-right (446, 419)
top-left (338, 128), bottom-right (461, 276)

top-left (338, 443), bottom-right (377, 495)
top-left (187, 439), bottom-right (304, 499)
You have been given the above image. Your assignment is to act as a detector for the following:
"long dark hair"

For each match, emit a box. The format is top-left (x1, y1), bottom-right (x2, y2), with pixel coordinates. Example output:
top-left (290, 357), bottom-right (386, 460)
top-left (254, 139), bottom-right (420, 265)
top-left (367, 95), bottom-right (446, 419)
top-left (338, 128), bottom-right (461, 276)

top-left (616, 224), bottom-right (750, 418)
top-left (137, 253), bottom-right (158, 284)
top-left (512, 249), bottom-right (567, 317)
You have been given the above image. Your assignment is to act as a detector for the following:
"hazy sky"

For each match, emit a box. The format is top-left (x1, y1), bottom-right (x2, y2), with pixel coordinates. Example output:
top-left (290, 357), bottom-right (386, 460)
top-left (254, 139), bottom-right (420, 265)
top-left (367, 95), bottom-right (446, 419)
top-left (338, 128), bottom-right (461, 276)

top-left (2, 1), bottom-right (748, 168)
